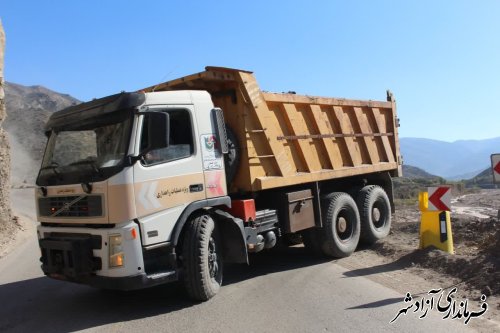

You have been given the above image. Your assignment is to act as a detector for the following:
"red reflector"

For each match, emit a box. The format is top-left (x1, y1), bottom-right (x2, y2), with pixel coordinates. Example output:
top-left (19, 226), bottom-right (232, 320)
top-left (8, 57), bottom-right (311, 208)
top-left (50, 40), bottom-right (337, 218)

top-left (227, 199), bottom-right (256, 222)
top-left (50, 207), bottom-right (56, 213)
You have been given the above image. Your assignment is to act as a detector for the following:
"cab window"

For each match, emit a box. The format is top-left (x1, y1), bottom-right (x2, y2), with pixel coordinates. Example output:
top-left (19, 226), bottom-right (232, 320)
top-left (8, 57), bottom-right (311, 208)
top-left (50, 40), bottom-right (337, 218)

top-left (140, 109), bottom-right (194, 165)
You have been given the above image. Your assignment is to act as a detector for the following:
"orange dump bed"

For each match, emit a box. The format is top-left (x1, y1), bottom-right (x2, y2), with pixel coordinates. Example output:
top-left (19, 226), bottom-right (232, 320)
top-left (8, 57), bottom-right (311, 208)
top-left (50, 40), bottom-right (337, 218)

top-left (141, 67), bottom-right (402, 193)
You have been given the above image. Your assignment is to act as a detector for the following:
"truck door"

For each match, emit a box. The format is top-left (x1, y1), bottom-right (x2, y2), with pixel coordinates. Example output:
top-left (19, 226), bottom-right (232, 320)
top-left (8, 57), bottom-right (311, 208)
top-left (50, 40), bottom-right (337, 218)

top-left (133, 106), bottom-right (206, 246)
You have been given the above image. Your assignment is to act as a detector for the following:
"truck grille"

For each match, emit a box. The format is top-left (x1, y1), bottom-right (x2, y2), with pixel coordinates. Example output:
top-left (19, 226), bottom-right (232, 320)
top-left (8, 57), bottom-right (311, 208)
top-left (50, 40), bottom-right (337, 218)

top-left (38, 195), bottom-right (103, 217)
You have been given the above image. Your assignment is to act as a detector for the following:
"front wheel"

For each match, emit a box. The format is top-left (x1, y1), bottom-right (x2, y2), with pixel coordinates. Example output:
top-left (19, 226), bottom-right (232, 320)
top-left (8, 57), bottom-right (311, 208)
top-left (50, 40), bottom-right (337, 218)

top-left (182, 214), bottom-right (223, 301)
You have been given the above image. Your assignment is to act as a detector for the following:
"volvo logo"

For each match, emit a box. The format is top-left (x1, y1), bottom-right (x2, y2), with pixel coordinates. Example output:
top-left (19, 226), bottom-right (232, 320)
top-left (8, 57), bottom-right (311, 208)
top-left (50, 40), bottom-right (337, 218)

top-left (62, 202), bottom-right (72, 211)
top-left (50, 195), bottom-right (86, 217)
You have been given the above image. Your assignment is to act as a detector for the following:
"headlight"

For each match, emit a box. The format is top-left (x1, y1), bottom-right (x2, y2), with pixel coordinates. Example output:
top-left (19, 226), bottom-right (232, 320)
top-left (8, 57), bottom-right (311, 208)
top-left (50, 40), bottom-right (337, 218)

top-left (109, 234), bottom-right (124, 268)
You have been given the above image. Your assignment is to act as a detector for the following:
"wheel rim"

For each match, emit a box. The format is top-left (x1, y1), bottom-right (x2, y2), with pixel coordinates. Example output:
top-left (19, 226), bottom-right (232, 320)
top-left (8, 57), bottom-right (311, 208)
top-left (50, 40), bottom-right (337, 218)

top-left (208, 236), bottom-right (219, 279)
top-left (336, 209), bottom-right (354, 242)
top-left (372, 199), bottom-right (387, 229)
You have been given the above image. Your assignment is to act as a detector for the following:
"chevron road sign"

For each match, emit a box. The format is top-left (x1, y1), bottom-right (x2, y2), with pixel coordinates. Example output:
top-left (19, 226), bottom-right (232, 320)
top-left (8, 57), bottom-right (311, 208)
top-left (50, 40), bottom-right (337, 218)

top-left (427, 186), bottom-right (451, 211)
top-left (492, 154), bottom-right (500, 184)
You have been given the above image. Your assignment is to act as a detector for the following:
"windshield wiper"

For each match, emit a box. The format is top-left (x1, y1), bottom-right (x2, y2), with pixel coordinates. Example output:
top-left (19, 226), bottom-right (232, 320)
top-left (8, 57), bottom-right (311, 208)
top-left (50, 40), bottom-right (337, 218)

top-left (69, 159), bottom-right (103, 176)
top-left (40, 162), bottom-right (60, 176)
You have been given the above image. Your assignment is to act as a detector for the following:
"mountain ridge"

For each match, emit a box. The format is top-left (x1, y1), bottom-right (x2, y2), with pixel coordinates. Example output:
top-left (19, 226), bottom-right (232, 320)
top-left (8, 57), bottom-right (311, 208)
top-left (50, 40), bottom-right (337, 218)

top-left (4, 82), bottom-right (80, 185)
top-left (400, 136), bottom-right (499, 179)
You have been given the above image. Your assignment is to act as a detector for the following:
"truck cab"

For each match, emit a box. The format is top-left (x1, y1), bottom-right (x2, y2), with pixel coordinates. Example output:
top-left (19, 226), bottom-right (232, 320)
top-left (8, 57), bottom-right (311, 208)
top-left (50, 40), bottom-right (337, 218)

top-left (36, 90), bottom-right (242, 294)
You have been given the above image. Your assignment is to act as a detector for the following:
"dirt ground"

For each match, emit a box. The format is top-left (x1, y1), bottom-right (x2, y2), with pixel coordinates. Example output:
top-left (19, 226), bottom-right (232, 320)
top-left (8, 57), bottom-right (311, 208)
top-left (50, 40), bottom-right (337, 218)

top-left (392, 189), bottom-right (500, 303)
top-left (337, 188), bottom-right (500, 330)
top-left (0, 215), bottom-right (24, 258)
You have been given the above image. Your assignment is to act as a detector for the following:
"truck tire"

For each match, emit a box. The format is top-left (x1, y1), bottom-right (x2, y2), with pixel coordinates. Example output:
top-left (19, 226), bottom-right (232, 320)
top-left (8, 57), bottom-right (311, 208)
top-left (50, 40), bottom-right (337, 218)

top-left (224, 126), bottom-right (239, 185)
top-left (182, 214), bottom-right (223, 301)
top-left (356, 185), bottom-right (391, 244)
top-left (320, 192), bottom-right (360, 258)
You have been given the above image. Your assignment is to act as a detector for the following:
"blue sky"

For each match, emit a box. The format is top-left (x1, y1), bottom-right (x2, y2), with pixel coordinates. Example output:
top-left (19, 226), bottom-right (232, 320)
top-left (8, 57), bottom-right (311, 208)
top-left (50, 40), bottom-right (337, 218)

top-left (2, 1), bottom-right (499, 142)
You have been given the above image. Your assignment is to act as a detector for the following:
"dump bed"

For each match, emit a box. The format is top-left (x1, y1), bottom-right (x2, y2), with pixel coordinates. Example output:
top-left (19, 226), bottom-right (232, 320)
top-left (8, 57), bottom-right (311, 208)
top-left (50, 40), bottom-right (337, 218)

top-left (141, 67), bottom-right (402, 193)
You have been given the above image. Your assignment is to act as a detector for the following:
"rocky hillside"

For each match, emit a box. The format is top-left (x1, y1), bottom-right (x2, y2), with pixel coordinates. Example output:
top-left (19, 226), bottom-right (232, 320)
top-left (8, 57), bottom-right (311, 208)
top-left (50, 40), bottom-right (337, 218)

top-left (401, 165), bottom-right (441, 180)
top-left (394, 165), bottom-right (445, 200)
top-left (0, 20), bottom-right (13, 244)
top-left (464, 167), bottom-right (495, 189)
top-left (4, 82), bottom-right (79, 186)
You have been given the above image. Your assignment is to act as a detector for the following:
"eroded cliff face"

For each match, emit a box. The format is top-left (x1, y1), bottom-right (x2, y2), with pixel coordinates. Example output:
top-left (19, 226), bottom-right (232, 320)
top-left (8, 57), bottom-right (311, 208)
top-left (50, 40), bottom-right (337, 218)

top-left (0, 20), bottom-right (12, 227)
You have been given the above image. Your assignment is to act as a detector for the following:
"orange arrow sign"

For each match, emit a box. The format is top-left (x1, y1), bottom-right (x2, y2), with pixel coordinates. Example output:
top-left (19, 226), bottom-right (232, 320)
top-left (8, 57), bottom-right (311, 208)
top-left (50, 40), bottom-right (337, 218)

top-left (428, 186), bottom-right (451, 211)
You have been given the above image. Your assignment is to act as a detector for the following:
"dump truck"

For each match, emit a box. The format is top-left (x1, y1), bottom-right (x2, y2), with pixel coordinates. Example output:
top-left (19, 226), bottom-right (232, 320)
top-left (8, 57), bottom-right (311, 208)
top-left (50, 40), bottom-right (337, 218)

top-left (35, 67), bottom-right (401, 300)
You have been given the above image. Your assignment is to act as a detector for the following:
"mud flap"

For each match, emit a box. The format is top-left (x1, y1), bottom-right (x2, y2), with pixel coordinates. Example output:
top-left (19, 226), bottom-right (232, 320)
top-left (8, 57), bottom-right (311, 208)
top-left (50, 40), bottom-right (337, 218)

top-left (212, 209), bottom-right (248, 264)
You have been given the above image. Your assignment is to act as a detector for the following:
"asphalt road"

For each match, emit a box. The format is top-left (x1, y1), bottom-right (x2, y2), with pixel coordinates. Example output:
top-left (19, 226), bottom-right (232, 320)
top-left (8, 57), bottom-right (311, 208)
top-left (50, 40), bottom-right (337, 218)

top-left (0, 189), bottom-right (475, 332)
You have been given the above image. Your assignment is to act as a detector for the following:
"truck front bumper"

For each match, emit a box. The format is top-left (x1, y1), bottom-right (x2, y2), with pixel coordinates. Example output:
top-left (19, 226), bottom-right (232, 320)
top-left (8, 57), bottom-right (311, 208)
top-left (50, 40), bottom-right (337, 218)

top-left (46, 268), bottom-right (178, 291)
top-left (37, 222), bottom-right (179, 290)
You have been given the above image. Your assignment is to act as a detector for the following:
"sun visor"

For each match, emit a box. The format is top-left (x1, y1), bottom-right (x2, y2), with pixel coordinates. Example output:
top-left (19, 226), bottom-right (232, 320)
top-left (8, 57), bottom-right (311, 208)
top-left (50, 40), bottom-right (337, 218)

top-left (45, 92), bottom-right (145, 132)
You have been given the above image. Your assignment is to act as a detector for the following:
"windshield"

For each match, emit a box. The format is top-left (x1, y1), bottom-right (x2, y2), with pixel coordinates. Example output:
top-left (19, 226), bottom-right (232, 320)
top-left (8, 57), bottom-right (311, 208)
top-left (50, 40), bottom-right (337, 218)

top-left (37, 112), bottom-right (133, 186)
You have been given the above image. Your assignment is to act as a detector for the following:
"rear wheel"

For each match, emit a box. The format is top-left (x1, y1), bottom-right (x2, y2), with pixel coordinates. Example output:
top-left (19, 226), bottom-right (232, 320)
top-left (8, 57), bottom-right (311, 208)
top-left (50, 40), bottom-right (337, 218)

top-left (320, 192), bottom-right (360, 258)
top-left (356, 185), bottom-right (391, 244)
top-left (182, 214), bottom-right (223, 301)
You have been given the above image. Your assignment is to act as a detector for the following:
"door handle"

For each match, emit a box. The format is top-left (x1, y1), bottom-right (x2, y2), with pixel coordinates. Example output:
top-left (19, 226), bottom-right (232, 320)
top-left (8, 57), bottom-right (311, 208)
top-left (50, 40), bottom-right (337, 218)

top-left (189, 184), bottom-right (204, 192)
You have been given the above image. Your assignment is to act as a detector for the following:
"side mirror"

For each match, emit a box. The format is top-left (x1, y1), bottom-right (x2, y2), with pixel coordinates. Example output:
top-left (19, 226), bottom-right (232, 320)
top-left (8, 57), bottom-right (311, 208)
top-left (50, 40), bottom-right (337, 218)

top-left (211, 108), bottom-right (228, 154)
top-left (145, 112), bottom-right (170, 152)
